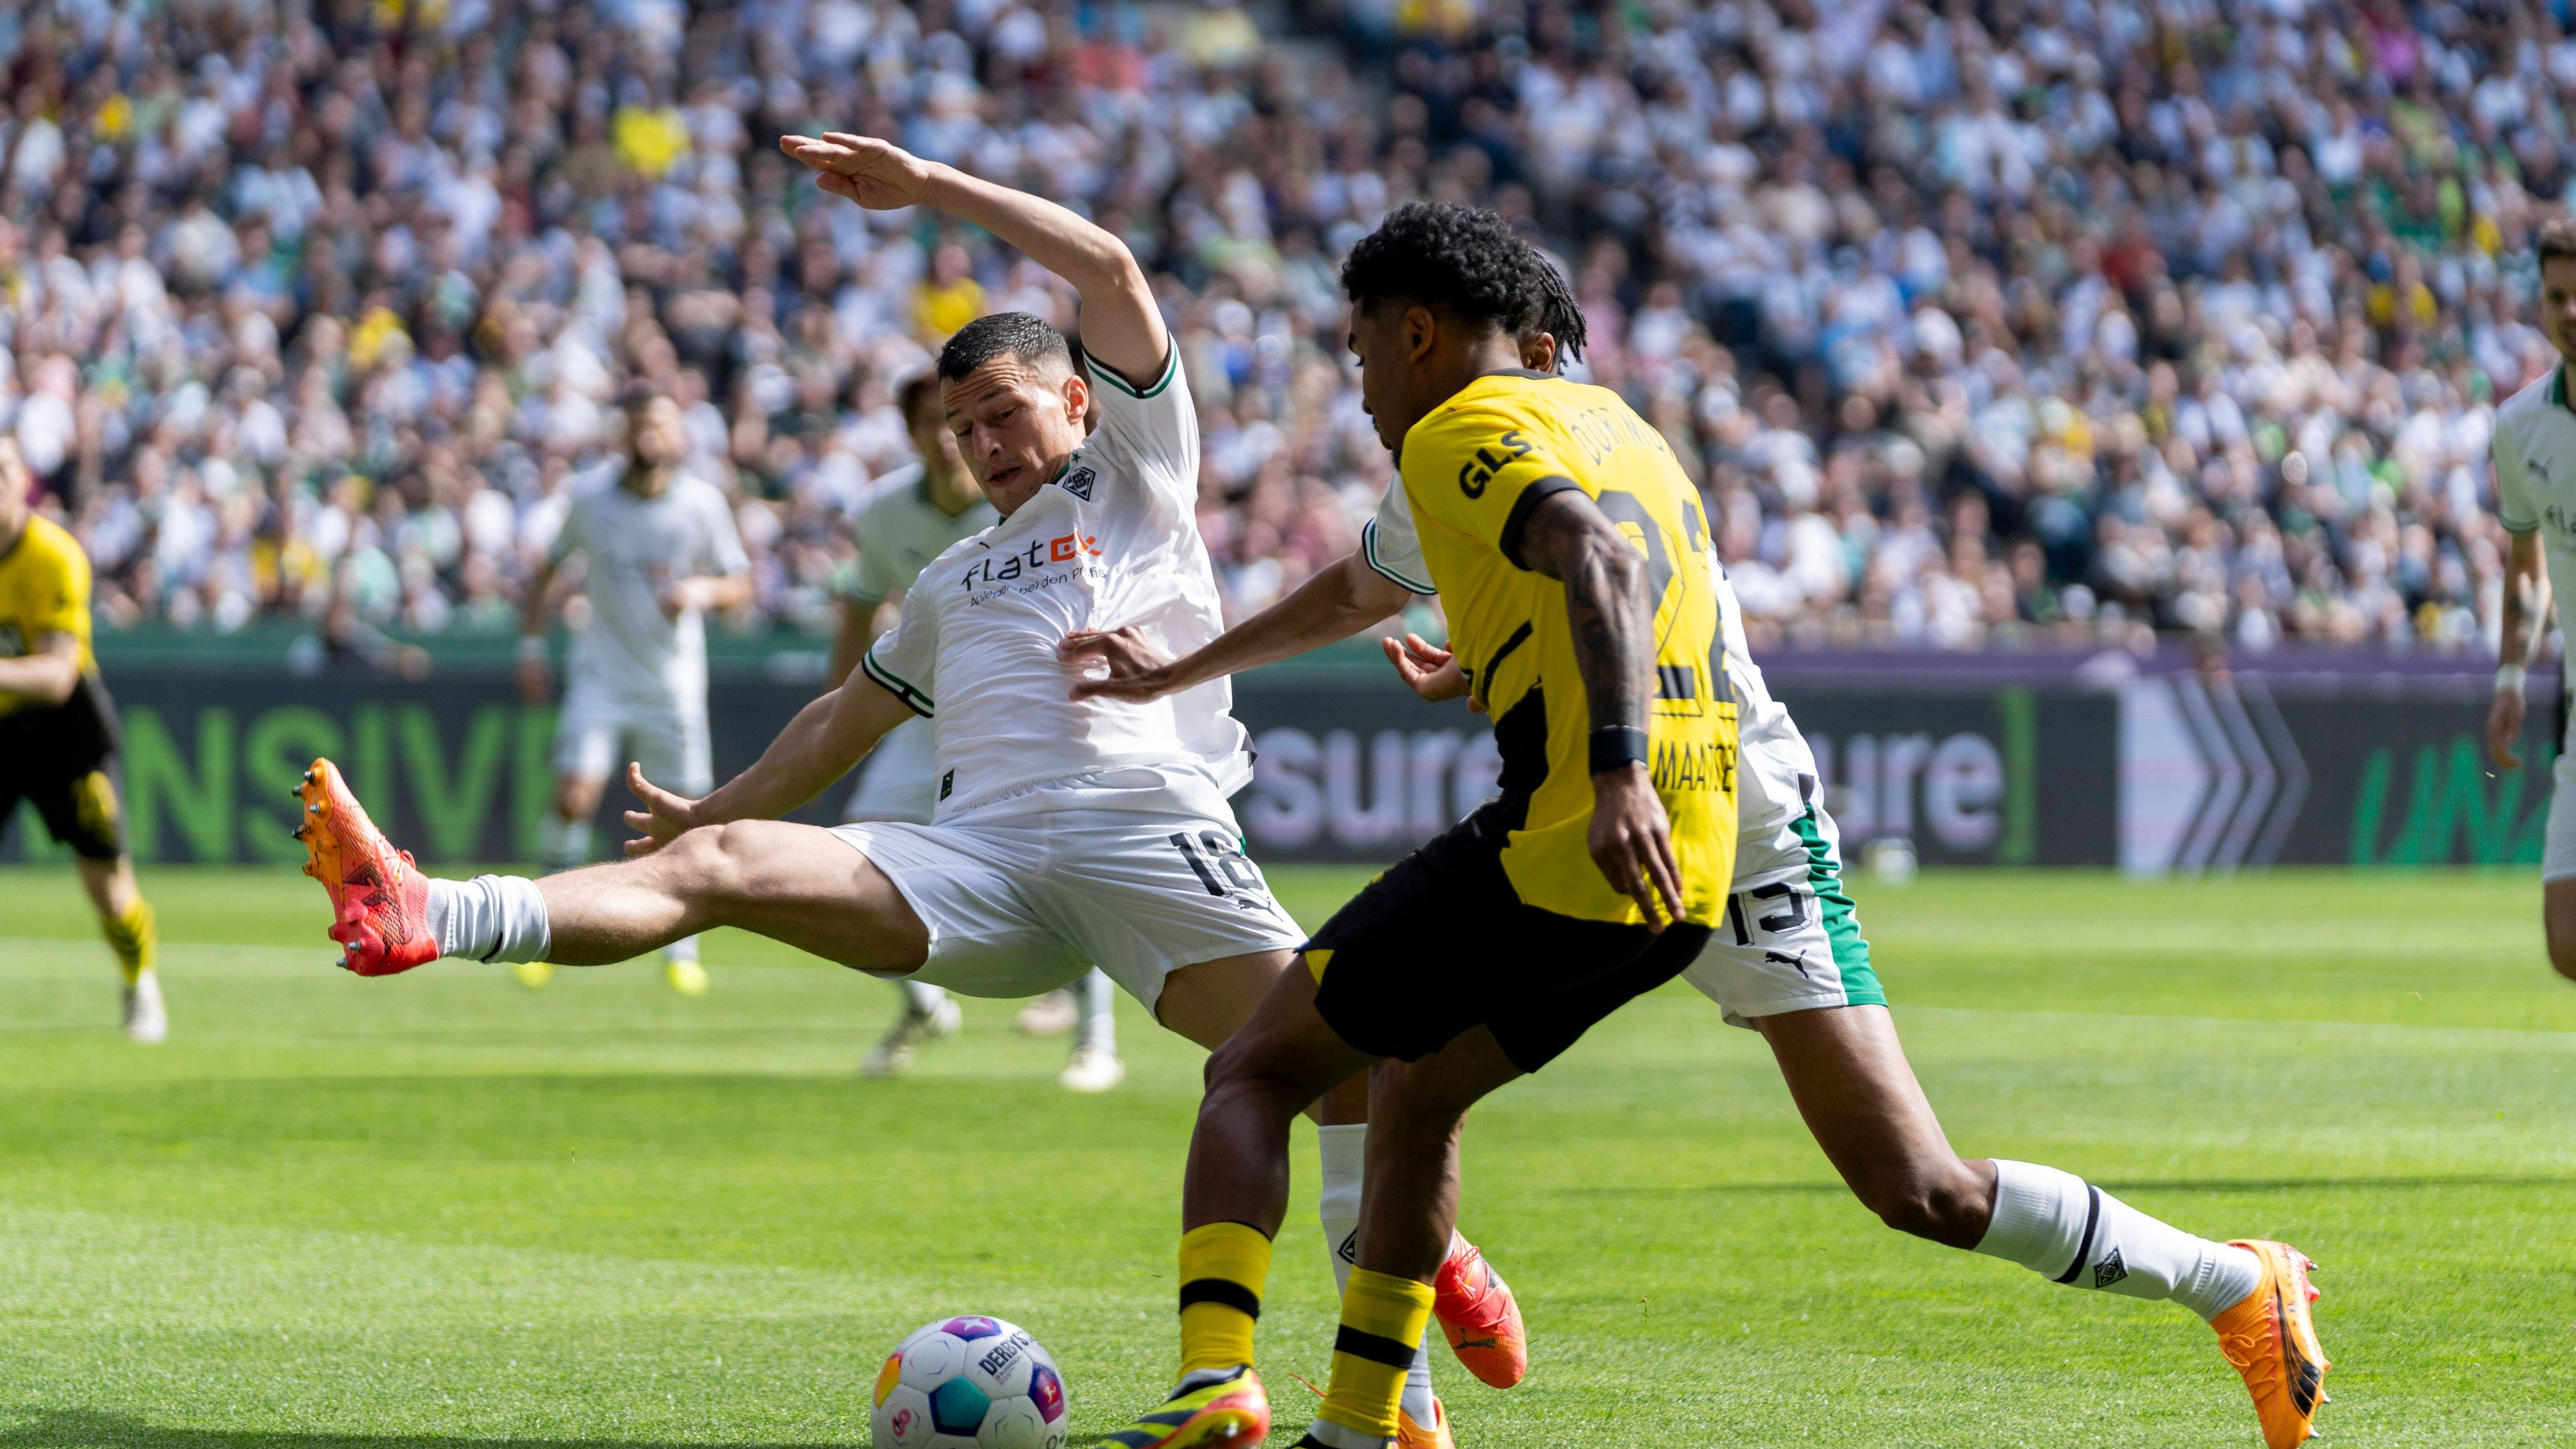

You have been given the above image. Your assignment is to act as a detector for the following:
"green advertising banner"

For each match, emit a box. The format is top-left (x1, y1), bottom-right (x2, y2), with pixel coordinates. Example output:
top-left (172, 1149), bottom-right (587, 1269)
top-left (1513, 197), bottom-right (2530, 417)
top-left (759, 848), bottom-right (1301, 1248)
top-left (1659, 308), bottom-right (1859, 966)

top-left (1, 664), bottom-right (2546, 871)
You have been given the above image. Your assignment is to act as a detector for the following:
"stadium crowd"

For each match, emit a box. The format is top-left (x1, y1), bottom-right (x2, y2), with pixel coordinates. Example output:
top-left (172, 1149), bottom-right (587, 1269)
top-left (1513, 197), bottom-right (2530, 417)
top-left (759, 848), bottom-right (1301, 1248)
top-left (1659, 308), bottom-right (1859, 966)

top-left (0, 0), bottom-right (2569, 654)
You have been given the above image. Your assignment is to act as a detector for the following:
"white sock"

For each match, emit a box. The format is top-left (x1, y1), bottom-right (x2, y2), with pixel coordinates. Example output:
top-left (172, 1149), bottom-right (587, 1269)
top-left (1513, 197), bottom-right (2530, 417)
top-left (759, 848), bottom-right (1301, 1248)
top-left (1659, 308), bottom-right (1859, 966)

top-left (1299, 1420), bottom-right (1382, 1449)
top-left (1073, 969), bottom-right (1117, 1053)
top-left (425, 876), bottom-right (554, 964)
top-left (899, 979), bottom-right (946, 1016)
top-left (546, 816), bottom-right (593, 872)
top-left (1315, 1124), bottom-right (1436, 1427)
top-left (665, 933), bottom-right (701, 963)
top-left (1974, 1160), bottom-right (2262, 1321)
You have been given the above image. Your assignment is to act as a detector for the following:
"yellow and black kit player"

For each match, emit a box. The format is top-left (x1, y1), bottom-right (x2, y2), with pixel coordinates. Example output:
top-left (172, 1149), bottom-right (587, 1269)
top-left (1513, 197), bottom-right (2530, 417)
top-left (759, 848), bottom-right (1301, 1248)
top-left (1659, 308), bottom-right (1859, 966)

top-left (1302, 357), bottom-right (1739, 1075)
top-left (0, 441), bottom-right (163, 1041)
top-left (1119, 203), bottom-right (1740, 1449)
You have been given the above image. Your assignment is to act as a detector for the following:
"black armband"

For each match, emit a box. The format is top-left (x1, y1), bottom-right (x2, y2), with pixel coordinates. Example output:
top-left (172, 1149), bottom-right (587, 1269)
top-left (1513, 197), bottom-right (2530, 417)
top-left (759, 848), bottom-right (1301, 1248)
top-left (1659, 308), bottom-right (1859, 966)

top-left (1589, 724), bottom-right (1650, 775)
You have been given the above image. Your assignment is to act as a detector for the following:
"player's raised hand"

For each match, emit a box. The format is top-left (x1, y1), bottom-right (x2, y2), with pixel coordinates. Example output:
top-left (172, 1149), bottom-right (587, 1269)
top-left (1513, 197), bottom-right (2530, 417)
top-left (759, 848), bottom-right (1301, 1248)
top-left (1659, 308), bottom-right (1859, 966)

top-left (779, 132), bottom-right (933, 210)
top-left (2490, 679), bottom-right (2528, 771)
top-left (1588, 764), bottom-right (1686, 930)
top-left (1060, 625), bottom-right (1184, 702)
top-left (1383, 633), bottom-right (1480, 710)
top-left (621, 761), bottom-right (702, 856)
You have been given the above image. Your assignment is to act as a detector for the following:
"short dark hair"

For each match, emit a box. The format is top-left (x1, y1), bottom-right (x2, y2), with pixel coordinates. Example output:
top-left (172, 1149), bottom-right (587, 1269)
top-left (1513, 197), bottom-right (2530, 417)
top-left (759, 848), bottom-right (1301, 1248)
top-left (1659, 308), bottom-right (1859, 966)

top-left (936, 312), bottom-right (1073, 382)
top-left (618, 381), bottom-right (666, 417)
top-left (1341, 202), bottom-right (1534, 338)
top-left (896, 370), bottom-right (942, 422)
top-left (2542, 217), bottom-right (2576, 270)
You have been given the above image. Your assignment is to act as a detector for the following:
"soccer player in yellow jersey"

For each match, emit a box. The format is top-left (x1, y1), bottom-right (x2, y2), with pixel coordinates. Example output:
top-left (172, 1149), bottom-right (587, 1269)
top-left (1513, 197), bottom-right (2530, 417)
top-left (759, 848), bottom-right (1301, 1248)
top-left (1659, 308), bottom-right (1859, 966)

top-left (0, 440), bottom-right (164, 1042)
top-left (1093, 203), bottom-right (1739, 1449)
top-left (1085, 219), bottom-right (2329, 1449)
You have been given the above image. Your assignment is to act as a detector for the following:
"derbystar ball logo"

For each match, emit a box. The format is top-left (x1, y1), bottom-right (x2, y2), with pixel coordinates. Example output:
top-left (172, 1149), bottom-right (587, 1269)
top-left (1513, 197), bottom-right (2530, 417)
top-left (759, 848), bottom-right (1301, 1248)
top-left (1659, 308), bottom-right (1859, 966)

top-left (958, 532), bottom-right (1103, 590)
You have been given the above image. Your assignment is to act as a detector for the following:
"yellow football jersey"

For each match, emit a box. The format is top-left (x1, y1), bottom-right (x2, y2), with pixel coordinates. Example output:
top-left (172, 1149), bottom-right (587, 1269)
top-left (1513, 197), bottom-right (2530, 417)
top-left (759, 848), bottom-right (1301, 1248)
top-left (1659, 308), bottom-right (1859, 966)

top-left (0, 514), bottom-right (98, 717)
top-left (1397, 371), bottom-right (1737, 926)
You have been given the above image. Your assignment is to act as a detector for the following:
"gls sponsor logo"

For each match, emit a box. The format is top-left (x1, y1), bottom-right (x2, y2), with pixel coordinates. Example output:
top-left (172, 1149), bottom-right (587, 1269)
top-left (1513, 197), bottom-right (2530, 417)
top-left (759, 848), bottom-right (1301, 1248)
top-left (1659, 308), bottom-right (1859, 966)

top-left (957, 531), bottom-right (1103, 591)
top-left (1457, 429), bottom-right (1533, 498)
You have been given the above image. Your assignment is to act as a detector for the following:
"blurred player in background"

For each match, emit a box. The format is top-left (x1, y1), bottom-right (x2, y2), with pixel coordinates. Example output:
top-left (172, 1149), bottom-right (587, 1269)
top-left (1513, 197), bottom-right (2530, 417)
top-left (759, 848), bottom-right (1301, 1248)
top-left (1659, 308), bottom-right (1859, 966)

top-left (0, 439), bottom-right (164, 1043)
top-left (515, 388), bottom-right (752, 995)
top-left (2490, 217), bottom-right (2576, 987)
top-left (827, 369), bottom-right (1127, 1091)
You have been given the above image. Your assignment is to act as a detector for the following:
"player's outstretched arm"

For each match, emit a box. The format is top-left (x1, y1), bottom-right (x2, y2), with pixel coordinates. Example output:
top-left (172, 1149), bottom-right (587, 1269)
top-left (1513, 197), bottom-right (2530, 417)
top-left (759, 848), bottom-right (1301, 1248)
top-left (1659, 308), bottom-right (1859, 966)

top-left (779, 132), bottom-right (1165, 386)
top-left (2492, 526), bottom-right (2553, 771)
top-left (1062, 548), bottom-right (1416, 701)
top-left (1520, 489), bottom-right (1686, 927)
top-left (621, 674), bottom-right (912, 854)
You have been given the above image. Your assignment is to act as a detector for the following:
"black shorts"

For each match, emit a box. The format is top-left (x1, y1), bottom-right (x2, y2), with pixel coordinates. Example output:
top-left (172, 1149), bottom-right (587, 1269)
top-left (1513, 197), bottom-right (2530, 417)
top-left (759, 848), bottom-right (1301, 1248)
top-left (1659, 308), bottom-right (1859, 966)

top-left (0, 674), bottom-right (127, 860)
top-left (1307, 794), bottom-right (1712, 1073)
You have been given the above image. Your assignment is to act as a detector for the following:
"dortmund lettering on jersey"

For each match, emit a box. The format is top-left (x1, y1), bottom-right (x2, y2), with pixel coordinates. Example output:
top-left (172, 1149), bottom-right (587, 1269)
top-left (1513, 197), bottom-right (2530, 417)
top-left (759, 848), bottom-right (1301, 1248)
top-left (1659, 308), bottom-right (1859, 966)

top-left (1396, 370), bottom-right (1737, 926)
top-left (0, 515), bottom-right (97, 718)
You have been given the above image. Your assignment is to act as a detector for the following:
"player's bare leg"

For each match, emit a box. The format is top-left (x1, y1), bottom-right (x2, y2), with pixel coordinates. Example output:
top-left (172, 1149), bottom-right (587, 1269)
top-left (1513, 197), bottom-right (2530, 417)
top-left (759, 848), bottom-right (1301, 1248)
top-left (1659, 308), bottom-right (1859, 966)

top-left (76, 852), bottom-right (162, 1043)
top-left (2542, 878), bottom-right (2576, 983)
top-left (299, 758), bottom-right (929, 977)
top-left (1121, 964), bottom-right (1494, 1449)
top-left (524, 819), bottom-right (929, 970)
top-left (1278, 1022), bottom-right (1518, 1449)
top-left (1760, 1004), bottom-right (2329, 1448)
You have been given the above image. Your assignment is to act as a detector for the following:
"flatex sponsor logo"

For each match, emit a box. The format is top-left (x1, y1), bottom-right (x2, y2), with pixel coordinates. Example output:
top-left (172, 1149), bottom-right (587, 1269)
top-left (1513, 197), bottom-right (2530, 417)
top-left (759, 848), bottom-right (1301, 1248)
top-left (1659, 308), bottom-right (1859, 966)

top-left (957, 531), bottom-right (1103, 602)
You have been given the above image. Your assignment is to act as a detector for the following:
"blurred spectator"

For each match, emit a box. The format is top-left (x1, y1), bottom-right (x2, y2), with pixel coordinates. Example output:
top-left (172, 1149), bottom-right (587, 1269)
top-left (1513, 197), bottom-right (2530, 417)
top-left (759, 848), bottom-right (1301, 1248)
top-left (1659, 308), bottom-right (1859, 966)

top-left (0, 0), bottom-right (2564, 658)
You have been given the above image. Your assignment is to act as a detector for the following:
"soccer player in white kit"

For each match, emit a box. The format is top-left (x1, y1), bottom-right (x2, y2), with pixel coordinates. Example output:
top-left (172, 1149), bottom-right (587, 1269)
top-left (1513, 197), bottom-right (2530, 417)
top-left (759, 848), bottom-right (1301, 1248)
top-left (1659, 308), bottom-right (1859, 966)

top-left (514, 389), bottom-right (752, 994)
top-left (294, 130), bottom-right (1516, 1448)
top-left (2487, 219), bottom-right (2576, 985)
top-left (1069, 252), bottom-right (2329, 1449)
top-left (827, 370), bottom-right (1124, 1088)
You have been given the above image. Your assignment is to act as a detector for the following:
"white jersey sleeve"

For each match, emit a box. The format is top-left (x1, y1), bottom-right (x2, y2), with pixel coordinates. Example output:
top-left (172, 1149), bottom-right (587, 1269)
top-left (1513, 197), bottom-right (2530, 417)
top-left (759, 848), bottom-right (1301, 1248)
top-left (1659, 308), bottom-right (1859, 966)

top-left (860, 585), bottom-right (938, 718)
top-left (1082, 346), bottom-right (1196, 511)
top-left (1361, 483), bottom-right (1437, 595)
top-left (2497, 412), bottom-right (2541, 531)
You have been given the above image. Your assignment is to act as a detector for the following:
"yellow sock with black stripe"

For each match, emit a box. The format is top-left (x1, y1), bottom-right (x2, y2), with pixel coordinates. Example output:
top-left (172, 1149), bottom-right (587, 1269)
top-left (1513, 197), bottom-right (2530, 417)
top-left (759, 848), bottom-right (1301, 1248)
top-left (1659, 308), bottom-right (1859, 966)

top-left (1316, 1268), bottom-right (1435, 1443)
top-left (101, 897), bottom-right (156, 986)
top-left (1177, 1221), bottom-right (1272, 1380)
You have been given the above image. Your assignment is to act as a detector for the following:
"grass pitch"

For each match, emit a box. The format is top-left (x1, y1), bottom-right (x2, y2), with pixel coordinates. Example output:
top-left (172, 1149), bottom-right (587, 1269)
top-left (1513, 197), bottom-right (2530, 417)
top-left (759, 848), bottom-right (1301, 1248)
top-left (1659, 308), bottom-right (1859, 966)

top-left (1, 864), bottom-right (2571, 1447)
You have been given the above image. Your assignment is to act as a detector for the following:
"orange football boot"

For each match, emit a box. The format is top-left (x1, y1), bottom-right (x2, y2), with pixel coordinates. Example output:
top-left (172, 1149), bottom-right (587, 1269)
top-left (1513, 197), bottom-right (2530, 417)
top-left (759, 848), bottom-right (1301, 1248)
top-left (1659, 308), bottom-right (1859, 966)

top-left (295, 757), bottom-right (436, 976)
top-left (1433, 1235), bottom-right (1527, 1388)
top-left (1101, 1366), bottom-right (1270, 1448)
top-left (2211, 1239), bottom-right (2331, 1449)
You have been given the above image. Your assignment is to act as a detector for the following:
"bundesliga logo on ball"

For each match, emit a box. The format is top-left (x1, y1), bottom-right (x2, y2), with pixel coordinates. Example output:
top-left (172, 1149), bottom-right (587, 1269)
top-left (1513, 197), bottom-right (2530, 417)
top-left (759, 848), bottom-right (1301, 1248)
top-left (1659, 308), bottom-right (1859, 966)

top-left (871, 1316), bottom-right (1068, 1449)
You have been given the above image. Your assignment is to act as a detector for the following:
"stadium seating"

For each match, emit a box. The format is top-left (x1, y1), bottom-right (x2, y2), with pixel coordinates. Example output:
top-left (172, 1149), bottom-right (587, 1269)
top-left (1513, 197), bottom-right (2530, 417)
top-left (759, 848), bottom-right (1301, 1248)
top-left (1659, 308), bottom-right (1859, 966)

top-left (0, 0), bottom-right (2551, 653)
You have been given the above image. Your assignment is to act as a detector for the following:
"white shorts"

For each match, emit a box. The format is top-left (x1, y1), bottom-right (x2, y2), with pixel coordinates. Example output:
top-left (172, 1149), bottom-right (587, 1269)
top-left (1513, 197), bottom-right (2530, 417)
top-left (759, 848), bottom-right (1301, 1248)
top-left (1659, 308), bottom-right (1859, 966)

top-left (828, 765), bottom-right (1306, 1012)
top-left (554, 678), bottom-right (712, 794)
top-left (2545, 755), bottom-right (2576, 883)
top-left (844, 715), bottom-right (940, 825)
top-left (1684, 801), bottom-right (1887, 1028)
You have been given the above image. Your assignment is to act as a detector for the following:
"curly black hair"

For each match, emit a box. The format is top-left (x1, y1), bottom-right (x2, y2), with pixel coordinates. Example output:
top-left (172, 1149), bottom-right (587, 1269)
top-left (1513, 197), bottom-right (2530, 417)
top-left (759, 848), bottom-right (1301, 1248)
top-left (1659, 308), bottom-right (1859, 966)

top-left (936, 311), bottom-right (1072, 382)
top-left (1343, 203), bottom-right (1589, 365)
top-left (1511, 240), bottom-right (1588, 366)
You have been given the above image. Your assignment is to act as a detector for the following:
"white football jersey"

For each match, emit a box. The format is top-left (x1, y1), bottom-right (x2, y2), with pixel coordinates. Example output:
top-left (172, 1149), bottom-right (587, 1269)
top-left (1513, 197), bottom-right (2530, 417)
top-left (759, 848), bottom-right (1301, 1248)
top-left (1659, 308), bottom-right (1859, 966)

top-left (551, 467), bottom-right (749, 704)
top-left (1363, 483), bottom-right (1816, 832)
top-left (2494, 362), bottom-right (2576, 706)
top-left (860, 349), bottom-right (1254, 818)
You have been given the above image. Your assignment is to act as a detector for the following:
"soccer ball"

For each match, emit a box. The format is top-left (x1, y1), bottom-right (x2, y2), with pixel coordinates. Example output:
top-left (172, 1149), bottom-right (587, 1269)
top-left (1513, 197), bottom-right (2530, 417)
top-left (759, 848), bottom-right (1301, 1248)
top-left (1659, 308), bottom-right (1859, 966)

top-left (871, 1315), bottom-right (1070, 1449)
